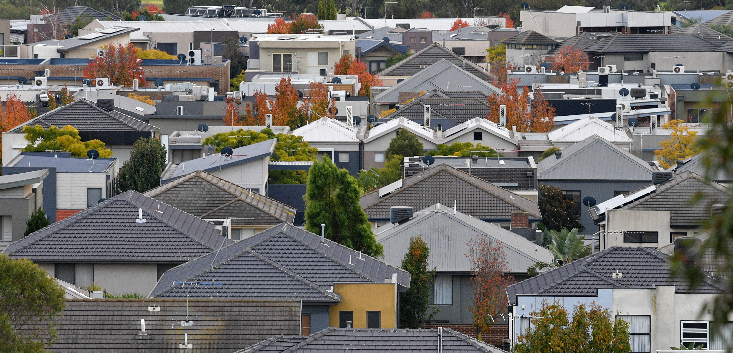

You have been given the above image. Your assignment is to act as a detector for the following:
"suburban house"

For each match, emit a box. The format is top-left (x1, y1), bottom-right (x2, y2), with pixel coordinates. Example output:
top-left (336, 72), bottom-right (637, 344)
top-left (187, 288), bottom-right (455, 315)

top-left (507, 246), bottom-right (730, 351)
top-left (355, 38), bottom-right (409, 73)
top-left (292, 117), bottom-right (361, 176)
top-left (503, 30), bottom-right (558, 67)
top-left (145, 170), bottom-right (296, 241)
top-left (591, 171), bottom-right (729, 250)
top-left (151, 223), bottom-right (410, 335)
top-left (374, 203), bottom-right (553, 346)
top-left (246, 34), bottom-right (356, 77)
top-left (360, 164), bottom-right (541, 228)
top-left (0, 169), bottom-right (48, 250)
top-left (381, 95), bottom-right (495, 131)
top-left (377, 43), bottom-right (494, 85)
top-left (23, 26), bottom-right (137, 59)
top-left (3, 152), bottom-right (118, 221)
top-left (2, 190), bottom-right (230, 295)
top-left (546, 116), bottom-right (633, 150)
top-left (673, 154), bottom-right (733, 184)
top-left (361, 117), bottom-right (437, 170)
top-left (441, 118), bottom-right (518, 153)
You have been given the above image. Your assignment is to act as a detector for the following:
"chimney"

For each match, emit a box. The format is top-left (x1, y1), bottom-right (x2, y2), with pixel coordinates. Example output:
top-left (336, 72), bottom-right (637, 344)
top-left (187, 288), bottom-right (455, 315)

top-left (510, 211), bottom-right (529, 229)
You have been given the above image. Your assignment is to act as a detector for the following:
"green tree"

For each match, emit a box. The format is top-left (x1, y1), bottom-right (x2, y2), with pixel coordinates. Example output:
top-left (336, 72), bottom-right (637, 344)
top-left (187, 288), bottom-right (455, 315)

top-left (514, 302), bottom-right (630, 353)
top-left (67, 14), bottom-right (93, 37)
top-left (0, 255), bottom-right (66, 352)
top-left (386, 129), bottom-right (424, 158)
top-left (547, 228), bottom-right (590, 264)
top-left (304, 156), bottom-right (383, 257)
top-left (427, 142), bottom-right (499, 157)
top-left (22, 125), bottom-right (113, 158)
top-left (357, 154), bottom-right (403, 193)
top-left (538, 146), bottom-right (560, 161)
top-left (538, 184), bottom-right (584, 232)
top-left (223, 37), bottom-right (247, 89)
top-left (163, 0), bottom-right (191, 14)
top-left (230, 69), bottom-right (246, 91)
top-left (317, 0), bottom-right (337, 20)
top-left (24, 208), bottom-right (50, 237)
top-left (116, 137), bottom-right (166, 193)
top-left (399, 236), bottom-right (436, 328)
top-left (386, 53), bottom-right (411, 69)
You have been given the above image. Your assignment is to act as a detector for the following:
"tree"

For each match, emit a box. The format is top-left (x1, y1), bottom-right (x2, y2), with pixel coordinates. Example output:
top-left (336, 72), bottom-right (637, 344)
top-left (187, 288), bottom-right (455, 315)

top-left (300, 82), bottom-right (336, 121)
top-left (138, 48), bottom-right (176, 59)
top-left (24, 208), bottom-right (50, 237)
top-left (487, 78), bottom-right (555, 133)
top-left (498, 12), bottom-right (514, 28)
top-left (223, 37), bottom-right (247, 87)
top-left (128, 92), bottom-right (155, 105)
top-left (304, 156), bottom-right (383, 257)
top-left (467, 237), bottom-right (514, 334)
top-left (115, 137), bottom-right (166, 193)
top-left (83, 43), bottom-right (146, 87)
top-left (22, 125), bottom-right (113, 158)
top-left (514, 302), bottom-right (630, 353)
top-left (0, 255), bottom-right (65, 352)
top-left (418, 11), bottom-right (434, 18)
top-left (550, 46), bottom-right (590, 74)
top-left (386, 52), bottom-right (412, 69)
top-left (230, 70), bottom-right (246, 91)
top-left (1, 94), bottom-right (34, 156)
top-left (273, 77), bottom-right (307, 129)
top-left (67, 14), bottom-right (93, 37)
top-left (334, 54), bottom-right (382, 96)
top-left (122, 7), bottom-right (164, 20)
top-left (163, 0), bottom-right (190, 14)
top-left (428, 142), bottom-right (498, 157)
top-left (538, 184), bottom-right (583, 232)
top-left (450, 18), bottom-right (470, 31)
top-left (538, 146), bottom-right (560, 161)
top-left (547, 228), bottom-right (590, 264)
top-left (654, 119), bottom-right (699, 169)
top-left (268, 14), bottom-right (323, 34)
top-left (386, 129), bottom-right (424, 158)
top-left (317, 0), bottom-right (337, 20)
top-left (486, 44), bottom-right (510, 83)
top-left (357, 154), bottom-right (403, 193)
top-left (399, 237), bottom-right (437, 328)
top-left (267, 17), bottom-right (292, 34)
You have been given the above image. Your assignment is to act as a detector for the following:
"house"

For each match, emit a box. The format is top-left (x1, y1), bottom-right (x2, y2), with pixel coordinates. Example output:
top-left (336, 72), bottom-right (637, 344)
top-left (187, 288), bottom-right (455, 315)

top-left (360, 164), bottom-right (541, 228)
top-left (502, 30), bottom-right (558, 67)
top-left (238, 327), bottom-right (506, 353)
top-left (0, 169), bottom-right (48, 250)
top-left (537, 135), bottom-right (658, 235)
top-left (145, 170), bottom-right (296, 240)
top-left (292, 117), bottom-right (360, 176)
top-left (356, 38), bottom-right (409, 73)
top-left (246, 34), bottom-right (356, 76)
top-left (673, 154), bottom-right (733, 184)
top-left (2, 98), bottom-right (159, 164)
top-left (361, 117), bottom-right (438, 170)
top-left (2, 190), bottom-right (230, 295)
top-left (23, 26), bottom-right (138, 59)
top-left (3, 152), bottom-right (117, 221)
top-left (54, 6), bottom-right (121, 24)
top-left (442, 118), bottom-right (518, 153)
top-left (375, 203), bottom-right (553, 346)
top-left (546, 116), bottom-right (633, 150)
top-left (151, 223), bottom-right (410, 335)
top-left (441, 26), bottom-right (496, 64)
top-left (591, 171), bottom-right (729, 250)
top-left (507, 246), bottom-right (730, 351)
top-left (382, 95), bottom-right (495, 130)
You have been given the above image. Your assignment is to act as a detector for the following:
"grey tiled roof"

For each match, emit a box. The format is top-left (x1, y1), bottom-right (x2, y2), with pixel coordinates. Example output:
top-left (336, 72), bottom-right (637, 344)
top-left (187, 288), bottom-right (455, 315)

top-left (503, 30), bottom-right (558, 46)
top-left (507, 246), bottom-right (726, 304)
top-left (55, 6), bottom-right (120, 23)
top-left (162, 139), bottom-right (276, 181)
top-left (546, 32), bottom-right (608, 56)
top-left (673, 154), bottom-right (733, 183)
top-left (151, 223), bottom-right (410, 299)
top-left (360, 164), bottom-right (541, 221)
top-left (378, 43), bottom-right (494, 80)
top-left (145, 170), bottom-right (296, 226)
top-left (237, 328), bottom-right (506, 352)
top-left (384, 97), bottom-right (492, 124)
top-left (8, 98), bottom-right (157, 133)
top-left (538, 135), bottom-right (655, 181)
top-left (2, 190), bottom-right (230, 263)
top-left (6, 152), bottom-right (115, 173)
top-left (356, 39), bottom-right (409, 56)
top-left (584, 33), bottom-right (721, 53)
top-left (671, 23), bottom-right (733, 45)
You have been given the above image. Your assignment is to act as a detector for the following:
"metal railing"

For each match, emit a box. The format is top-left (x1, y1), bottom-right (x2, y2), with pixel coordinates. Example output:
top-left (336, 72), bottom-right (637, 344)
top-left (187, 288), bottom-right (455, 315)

top-left (0, 45), bottom-right (20, 58)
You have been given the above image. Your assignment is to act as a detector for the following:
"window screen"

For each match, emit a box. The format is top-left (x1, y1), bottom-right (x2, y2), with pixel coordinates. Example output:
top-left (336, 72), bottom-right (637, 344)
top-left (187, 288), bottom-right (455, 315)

top-left (367, 311), bottom-right (381, 328)
top-left (374, 153), bottom-right (385, 163)
top-left (681, 321), bottom-right (708, 349)
top-left (618, 315), bottom-right (651, 353)
top-left (433, 275), bottom-right (452, 305)
top-left (339, 153), bottom-right (350, 163)
top-left (318, 52), bottom-right (328, 65)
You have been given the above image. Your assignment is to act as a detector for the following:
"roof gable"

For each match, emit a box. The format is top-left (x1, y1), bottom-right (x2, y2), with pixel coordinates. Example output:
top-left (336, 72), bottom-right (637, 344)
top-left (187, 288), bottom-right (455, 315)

top-left (292, 117), bottom-right (359, 143)
top-left (378, 43), bottom-right (493, 80)
top-left (503, 30), bottom-right (558, 46)
top-left (383, 96), bottom-right (495, 126)
top-left (163, 139), bottom-right (276, 180)
top-left (674, 154), bottom-right (733, 182)
top-left (364, 116), bottom-right (437, 144)
top-left (547, 117), bottom-right (632, 143)
top-left (443, 117), bottom-right (515, 145)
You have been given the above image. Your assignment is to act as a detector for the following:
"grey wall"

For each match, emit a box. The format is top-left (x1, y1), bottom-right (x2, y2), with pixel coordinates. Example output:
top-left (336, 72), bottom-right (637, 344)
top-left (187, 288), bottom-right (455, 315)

top-left (333, 150), bottom-right (360, 177)
top-left (3, 166), bottom-right (56, 222)
top-left (268, 184), bottom-right (306, 226)
top-left (430, 274), bottom-right (474, 325)
top-left (302, 304), bottom-right (331, 334)
top-left (0, 192), bottom-right (36, 248)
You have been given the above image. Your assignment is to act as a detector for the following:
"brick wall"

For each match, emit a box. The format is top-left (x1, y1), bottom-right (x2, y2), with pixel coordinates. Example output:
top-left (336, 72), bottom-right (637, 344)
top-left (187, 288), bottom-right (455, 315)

top-left (56, 209), bottom-right (82, 220)
top-left (422, 324), bottom-right (508, 347)
top-left (511, 211), bottom-right (529, 229)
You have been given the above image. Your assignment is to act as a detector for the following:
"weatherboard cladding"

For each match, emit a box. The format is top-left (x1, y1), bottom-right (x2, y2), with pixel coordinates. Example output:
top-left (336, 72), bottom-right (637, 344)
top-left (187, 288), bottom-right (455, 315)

top-left (379, 44), bottom-right (493, 80)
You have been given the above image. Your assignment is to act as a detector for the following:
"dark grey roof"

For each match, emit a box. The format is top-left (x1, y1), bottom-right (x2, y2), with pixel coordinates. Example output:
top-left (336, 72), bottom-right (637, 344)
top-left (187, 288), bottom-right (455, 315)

top-left (162, 139), bottom-right (276, 181)
top-left (2, 190), bottom-right (230, 263)
top-left (0, 168), bottom-right (48, 190)
top-left (503, 30), bottom-right (558, 46)
top-left (356, 39), bottom-right (409, 56)
top-left (145, 170), bottom-right (296, 226)
top-left (507, 246), bottom-right (726, 304)
top-left (55, 6), bottom-right (121, 24)
top-left (151, 223), bottom-right (410, 298)
top-left (674, 154), bottom-right (733, 183)
top-left (237, 328), bottom-right (506, 352)
top-left (33, 27), bottom-right (139, 53)
top-left (384, 97), bottom-right (492, 124)
top-left (8, 98), bottom-right (157, 133)
top-left (360, 164), bottom-right (541, 221)
top-left (585, 33), bottom-right (721, 53)
top-left (538, 135), bottom-right (655, 181)
top-left (6, 152), bottom-right (115, 173)
top-left (378, 43), bottom-right (494, 81)
top-left (546, 32), bottom-right (609, 56)
top-left (671, 23), bottom-right (733, 45)
top-left (403, 156), bottom-right (536, 190)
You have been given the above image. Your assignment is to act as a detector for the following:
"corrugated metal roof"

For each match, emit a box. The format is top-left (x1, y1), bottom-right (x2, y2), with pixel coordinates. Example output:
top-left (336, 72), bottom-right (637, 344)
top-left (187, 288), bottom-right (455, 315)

top-left (6, 153), bottom-right (115, 173)
top-left (162, 138), bottom-right (276, 180)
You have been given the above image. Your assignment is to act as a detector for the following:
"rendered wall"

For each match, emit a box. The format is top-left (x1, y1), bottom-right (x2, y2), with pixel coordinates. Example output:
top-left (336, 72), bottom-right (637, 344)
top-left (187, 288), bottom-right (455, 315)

top-left (330, 283), bottom-right (397, 329)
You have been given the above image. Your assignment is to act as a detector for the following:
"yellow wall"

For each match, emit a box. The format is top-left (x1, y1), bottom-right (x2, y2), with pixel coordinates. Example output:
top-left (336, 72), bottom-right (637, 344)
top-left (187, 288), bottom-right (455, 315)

top-left (329, 283), bottom-right (397, 329)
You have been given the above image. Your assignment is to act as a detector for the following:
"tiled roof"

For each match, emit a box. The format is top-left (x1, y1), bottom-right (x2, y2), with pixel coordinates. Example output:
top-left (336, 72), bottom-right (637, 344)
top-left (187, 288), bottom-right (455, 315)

top-left (546, 32), bottom-right (609, 56)
top-left (364, 116), bottom-right (438, 144)
top-left (237, 328), bottom-right (505, 352)
top-left (538, 135), bottom-right (655, 181)
top-left (8, 98), bottom-right (157, 133)
top-left (673, 154), bottom-right (733, 183)
top-left (162, 139), bottom-right (276, 181)
top-left (145, 171), bottom-right (296, 226)
top-left (507, 246), bottom-right (726, 304)
top-left (383, 97), bottom-right (493, 126)
top-left (378, 43), bottom-right (493, 80)
top-left (356, 39), bottom-right (409, 56)
top-left (55, 6), bottom-right (120, 24)
top-left (702, 10), bottom-right (733, 26)
top-left (503, 30), bottom-right (558, 46)
top-left (584, 33), bottom-right (721, 53)
top-left (2, 190), bottom-right (230, 263)
top-left (151, 224), bottom-right (410, 298)
top-left (672, 23), bottom-right (733, 45)
top-left (360, 164), bottom-right (541, 221)
top-left (6, 152), bottom-right (115, 173)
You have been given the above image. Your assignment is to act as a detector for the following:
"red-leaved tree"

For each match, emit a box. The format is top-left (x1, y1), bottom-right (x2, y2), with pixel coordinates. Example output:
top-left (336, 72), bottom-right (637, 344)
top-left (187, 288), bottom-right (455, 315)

top-left (467, 237), bottom-right (514, 334)
top-left (267, 18), bottom-right (292, 34)
top-left (450, 18), bottom-right (470, 31)
top-left (418, 11), bottom-right (434, 18)
top-left (1, 94), bottom-right (33, 155)
top-left (334, 54), bottom-right (382, 96)
top-left (550, 46), bottom-right (590, 74)
top-left (83, 43), bottom-right (146, 87)
top-left (300, 82), bottom-right (335, 120)
top-left (498, 13), bottom-right (514, 28)
top-left (267, 14), bottom-right (323, 34)
top-left (487, 78), bottom-right (555, 132)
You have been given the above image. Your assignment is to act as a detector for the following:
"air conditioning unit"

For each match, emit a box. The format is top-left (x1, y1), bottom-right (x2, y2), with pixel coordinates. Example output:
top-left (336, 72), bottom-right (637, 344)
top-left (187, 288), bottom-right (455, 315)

top-left (524, 65), bottom-right (536, 74)
top-left (598, 66), bottom-right (609, 75)
top-left (188, 50), bottom-right (202, 65)
top-left (620, 102), bottom-right (631, 112)
top-left (673, 65), bottom-right (685, 74)
top-left (499, 104), bottom-right (507, 127)
top-left (96, 78), bottom-right (111, 89)
top-left (606, 65), bottom-right (617, 73)
top-left (96, 49), bottom-right (107, 58)
top-left (726, 70), bottom-right (733, 81)
top-left (540, 66), bottom-right (546, 74)
top-left (34, 76), bottom-right (47, 87)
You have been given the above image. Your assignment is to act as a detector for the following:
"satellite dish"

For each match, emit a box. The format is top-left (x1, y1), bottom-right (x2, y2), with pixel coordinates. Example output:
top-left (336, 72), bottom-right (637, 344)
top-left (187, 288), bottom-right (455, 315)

top-left (354, 116), bottom-right (361, 125)
top-left (367, 114), bottom-right (377, 123)
top-left (197, 123), bottom-right (209, 132)
top-left (332, 77), bottom-right (342, 84)
top-left (87, 149), bottom-right (99, 159)
top-left (139, 15), bottom-right (146, 21)
top-left (582, 196), bottom-right (596, 207)
top-left (154, 78), bottom-right (164, 87)
top-left (611, 113), bottom-right (616, 121)
top-left (17, 77), bottom-right (27, 85)
top-left (382, 37), bottom-right (390, 43)
top-left (422, 155), bottom-right (435, 165)
top-left (690, 83), bottom-right (701, 90)
top-left (177, 54), bottom-right (186, 61)
top-left (619, 88), bottom-right (629, 96)
top-left (521, 2), bottom-right (529, 8)
top-left (221, 147), bottom-right (234, 157)
top-left (628, 118), bottom-right (639, 127)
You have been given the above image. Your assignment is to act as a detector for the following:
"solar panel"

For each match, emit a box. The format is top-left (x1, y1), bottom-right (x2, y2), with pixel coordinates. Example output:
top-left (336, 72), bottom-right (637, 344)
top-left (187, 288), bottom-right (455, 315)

top-left (78, 33), bottom-right (104, 40)
top-left (99, 27), bottom-right (122, 34)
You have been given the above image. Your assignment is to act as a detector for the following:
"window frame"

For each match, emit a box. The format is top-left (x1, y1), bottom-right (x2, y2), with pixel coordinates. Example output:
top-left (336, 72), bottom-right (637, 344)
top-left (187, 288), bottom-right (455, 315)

top-left (272, 53), bottom-right (293, 72)
top-left (681, 321), bottom-right (709, 349)
top-left (617, 315), bottom-right (651, 353)
top-left (339, 152), bottom-right (350, 163)
top-left (87, 188), bottom-right (103, 208)
top-left (339, 311), bottom-right (354, 328)
top-left (473, 131), bottom-right (483, 141)
top-left (317, 51), bottom-right (328, 66)
top-left (432, 274), bottom-right (453, 305)
top-left (623, 231), bottom-right (659, 244)
top-left (367, 311), bottom-right (381, 328)
top-left (374, 153), bottom-right (385, 163)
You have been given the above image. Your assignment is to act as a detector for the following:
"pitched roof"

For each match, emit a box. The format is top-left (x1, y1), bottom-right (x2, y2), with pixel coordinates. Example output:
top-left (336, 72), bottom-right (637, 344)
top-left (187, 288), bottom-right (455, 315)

top-left (546, 32), bottom-right (609, 56)
top-left (671, 23), bottom-right (733, 45)
top-left (364, 116), bottom-right (438, 144)
top-left (8, 98), bottom-right (157, 133)
top-left (538, 135), bottom-right (655, 181)
top-left (378, 43), bottom-right (494, 81)
top-left (507, 246), bottom-right (726, 304)
top-left (55, 6), bottom-right (120, 23)
top-left (360, 164), bottom-right (541, 221)
top-left (292, 117), bottom-right (359, 143)
top-left (503, 30), bottom-right (558, 46)
top-left (443, 117), bottom-right (515, 145)
top-left (673, 154), bottom-right (733, 183)
top-left (375, 203), bottom-right (553, 273)
top-left (585, 33), bottom-right (721, 53)
top-left (383, 96), bottom-right (494, 126)
top-left (2, 190), bottom-right (230, 263)
top-left (547, 116), bottom-right (632, 144)
top-left (145, 170), bottom-right (296, 226)
top-left (151, 223), bottom-right (410, 298)
top-left (237, 328), bottom-right (505, 353)
top-left (0, 168), bottom-right (48, 190)
top-left (6, 152), bottom-right (116, 173)
top-left (161, 139), bottom-right (277, 181)
top-left (374, 60), bottom-right (501, 104)
top-left (356, 39), bottom-right (409, 56)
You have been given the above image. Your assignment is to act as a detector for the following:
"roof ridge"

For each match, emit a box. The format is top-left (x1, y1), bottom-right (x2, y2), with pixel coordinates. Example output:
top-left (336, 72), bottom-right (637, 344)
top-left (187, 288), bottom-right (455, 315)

top-left (542, 135), bottom-right (652, 178)
top-left (200, 172), bottom-right (296, 220)
top-left (248, 249), bottom-right (342, 301)
top-left (283, 327), bottom-right (335, 352)
top-left (442, 327), bottom-right (500, 352)
top-left (624, 170), bottom-right (726, 210)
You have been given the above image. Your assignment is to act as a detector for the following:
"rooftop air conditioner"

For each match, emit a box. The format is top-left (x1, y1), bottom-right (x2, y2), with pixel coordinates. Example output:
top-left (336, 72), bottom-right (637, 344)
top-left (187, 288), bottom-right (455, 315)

top-left (96, 78), bottom-right (111, 89)
top-left (96, 49), bottom-right (107, 58)
top-left (598, 67), bottom-right (609, 75)
top-left (524, 65), bottom-right (536, 74)
top-left (34, 76), bottom-right (47, 87)
top-left (606, 65), bottom-right (617, 73)
top-left (673, 65), bottom-right (685, 74)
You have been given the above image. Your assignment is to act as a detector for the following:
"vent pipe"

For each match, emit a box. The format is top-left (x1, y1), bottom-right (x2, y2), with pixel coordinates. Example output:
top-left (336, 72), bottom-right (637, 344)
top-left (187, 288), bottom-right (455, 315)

top-left (321, 224), bottom-right (325, 242)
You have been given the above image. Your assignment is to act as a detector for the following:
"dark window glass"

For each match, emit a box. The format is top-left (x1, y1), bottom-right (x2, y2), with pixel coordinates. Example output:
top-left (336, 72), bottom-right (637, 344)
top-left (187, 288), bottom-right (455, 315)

top-left (55, 263), bottom-right (75, 284)
top-left (623, 231), bottom-right (659, 243)
top-left (367, 311), bottom-right (381, 328)
top-left (562, 190), bottom-right (581, 215)
top-left (339, 311), bottom-right (353, 328)
top-left (474, 131), bottom-right (483, 140)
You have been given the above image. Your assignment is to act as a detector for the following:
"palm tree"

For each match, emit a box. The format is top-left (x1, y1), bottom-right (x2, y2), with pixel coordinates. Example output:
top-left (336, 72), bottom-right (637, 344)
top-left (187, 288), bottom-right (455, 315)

top-left (547, 228), bottom-right (590, 265)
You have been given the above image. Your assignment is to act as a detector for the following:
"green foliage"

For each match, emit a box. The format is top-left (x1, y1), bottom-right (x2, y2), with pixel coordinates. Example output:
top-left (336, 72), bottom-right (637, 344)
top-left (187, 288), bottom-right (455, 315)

top-left (317, 0), bottom-right (337, 20)
top-left (427, 142), bottom-right (499, 157)
top-left (357, 154), bottom-right (403, 194)
top-left (22, 125), bottom-right (113, 158)
top-left (399, 237), bottom-right (437, 328)
top-left (24, 208), bottom-right (50, 237)
top-left (539, 146), bottom-right (560, 161)
top-left (223, 37), bottom-right (247, 89)
top-left (67, 14), bottom-right (94, 37)
top-left (386, 129), bottom-right (424, 158)
top-left (304, 156), bottom-right (383, 257)
top-left (670, 343), bottom-right (706, 350)
top-left (538, 184), bottom-right (584, 232)
top-left (710, 24), bottom-right (733, 38)
top-left (122, 7), bottom-right (164, 20)
top-left (82, 283), bottom-right (103, 292)
top-left (230, 70), bottom-right (246, 91)
top-left (163, 0), bottom-right (191, 13)
top-left (0, 255), bottom-right (66, 352)
top-left (547, 228), bottom-right (590, 264)
top-left (514, 302), bottom-right (630, 353)
top-left (115, 137), bottom-right (166, 193)
top-left (386, 52), bottom-right (412, 69)
top-left (526, 261), bottom-right (555, 276)
top-left (104, 292), bottom-right (144, 298)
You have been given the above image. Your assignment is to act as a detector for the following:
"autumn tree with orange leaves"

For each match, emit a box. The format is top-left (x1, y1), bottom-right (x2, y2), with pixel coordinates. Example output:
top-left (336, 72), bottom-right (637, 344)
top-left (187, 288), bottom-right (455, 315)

top-left (267, 14), bottom-right (323, 34)
top-left (551, 46), bottom-right (590, 74)
top-left (334, 54), bottom-right (382, 96)
top-left (450, 18), bottom-right (470, 31)
top-left (1, 95), bottom-right (33, 156)
top-left (84, 43), bottom-right (146, 87)
top-left (300, 82), bottom-right (336, 120)
top-left (498, 13), bottom-right (514, 28)
top-left (467, 237), bottom-right (514, 335)
top-left (487, 79), bottom-right (555, 132)
top-left (418, 11), bottom-right (434, 18)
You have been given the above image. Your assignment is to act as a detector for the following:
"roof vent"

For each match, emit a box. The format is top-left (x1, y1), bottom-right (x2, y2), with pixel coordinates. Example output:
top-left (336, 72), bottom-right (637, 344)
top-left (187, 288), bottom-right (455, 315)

top-left (555, 150), bottom-right (562, 159)
top-left (390, 206), bottom-right (413, 224)
top-left (136, 208), bottom-right (147, 223)
top-left (652, 171), bottom-right (673, 185)
top-left (612, 270), bottom-right (622, 278)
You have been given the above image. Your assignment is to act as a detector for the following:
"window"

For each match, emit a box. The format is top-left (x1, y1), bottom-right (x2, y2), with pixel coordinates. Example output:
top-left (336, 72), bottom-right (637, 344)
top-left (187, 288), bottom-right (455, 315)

top-left (342, 50), bottom-right (349, 56)
top-left (433, 275), bottom-right (452, 305)
top-left (618, 315), bottom-right (651, 353)
top-left (369, 61), bottom-right (386, 73)
top-left (624, 231), bottom-right (659, 243)
top-left (419, 37), bottom-right (426, 43)
top-left (681, 321), bottom-right (708, 349)
top-left (55, 264), bottom-right (75, 285)
top-left (710, 322), bottom-right (733, 350)
top-left (367, 311), bottom-right (381, 328)
top-left (1, 216), bottom-right (11, 242)
top-left (520, 317), bottom-right (531, 335)
top-left (301, 314), bottom-right (311, 335)
top-left (339, 153), bottom-right (350, 163)
top-left (156, 43), bottom-right (177, 56)
top-left (671, 231), bottom-right (687, 243)
top-left (87, 188), bottom-right (102, 208)
top-left (273, 53), bottom-right (293, 72)
top-left (687, 108), bottom-right (710, 123)
top-left (374, 153), bottom-right (385, 163)
top-left (452, 47), bottom-right (465, 56)
top-left (410, 37), bottom-right (416, 43)
top-left (339, 311), bottom-right (354, 328)
top-left (157, 264), bottom-right (176, 280)
top-left (561, 190), bottom-right (581, 216)
top-left (318, 52), bottom-right (328, 66)
top-left (474, 131), bottom-right (483, 141)
top-left (231, 228), bottom-right (256, 241)
top-left (624, 53), bottom-right (643, 61)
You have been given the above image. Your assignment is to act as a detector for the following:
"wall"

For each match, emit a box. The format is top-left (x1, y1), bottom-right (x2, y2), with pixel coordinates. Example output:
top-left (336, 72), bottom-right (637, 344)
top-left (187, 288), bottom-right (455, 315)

top-left (602, 209), bottom-right (672, 250)
top-left (93, 263), bottom-right (159, 296)
top-left (267, 184), bottom-right (306, 226)
top-left (430, 274), bottom-right (474, 325)
top-left (330, 283), bottom-right (397, 329)
top-left (302, 304), bottom-right (331, 334)
top-left (519, 11), bottom-right (577, 38)
top-left (63, 35), bottom-right (132, 59)
top-left (256, 39), bottom-right (356, 76)
top-left (56, 172), bottom-right (107, 210)
top-left (211, 157), bottom-right (269, 192)
top-left (444, 130), bottom-right (517, 152)
top-left (0, 185), bottom-right (38, 249)
top-left (2, 167), bottom-right (57, 222)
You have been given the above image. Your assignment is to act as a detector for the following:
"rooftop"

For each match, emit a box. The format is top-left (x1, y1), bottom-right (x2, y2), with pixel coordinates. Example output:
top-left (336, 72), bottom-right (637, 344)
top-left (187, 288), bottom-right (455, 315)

top-left (6, 152), bottom-right (116, 173)
top-left (162, 139), bottom-right (276, 181)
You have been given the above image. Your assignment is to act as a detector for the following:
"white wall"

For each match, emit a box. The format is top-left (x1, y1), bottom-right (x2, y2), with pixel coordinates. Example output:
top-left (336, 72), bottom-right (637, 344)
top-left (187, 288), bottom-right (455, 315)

top-left (93, 263), bottom-right (159, 296)
top-left (602, 209), bottom-right (673, 249)
top-left (211, 157), bottom-right (269, 193)
top-left (57, 173), bottom-right (107, 210)
top-left (2, 132), bottom-right (28, 165)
